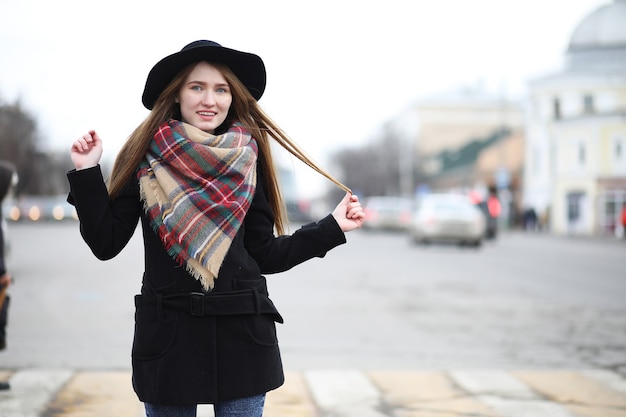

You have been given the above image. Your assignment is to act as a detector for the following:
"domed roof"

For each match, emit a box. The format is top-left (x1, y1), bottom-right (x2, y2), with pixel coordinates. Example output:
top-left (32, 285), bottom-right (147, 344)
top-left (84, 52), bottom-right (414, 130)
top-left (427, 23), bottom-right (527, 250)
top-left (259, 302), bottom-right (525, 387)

top-left (568, 0), bottom-right (626, 51)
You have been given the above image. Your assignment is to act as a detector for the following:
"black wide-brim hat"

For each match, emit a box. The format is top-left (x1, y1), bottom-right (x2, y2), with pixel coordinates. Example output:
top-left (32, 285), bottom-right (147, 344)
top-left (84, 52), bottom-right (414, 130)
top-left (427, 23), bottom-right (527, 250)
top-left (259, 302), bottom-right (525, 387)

top-left (142, 40), bottom-right (266, 110)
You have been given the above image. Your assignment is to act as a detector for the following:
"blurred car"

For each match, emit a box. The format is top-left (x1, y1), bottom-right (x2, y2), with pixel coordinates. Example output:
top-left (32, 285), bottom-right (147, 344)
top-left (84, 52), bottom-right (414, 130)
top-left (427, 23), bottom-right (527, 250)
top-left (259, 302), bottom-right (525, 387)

top-left (286, 198), bottom-right (313, 224)
top-left (409, 193), bottom-right (486, 246)
top-left (5, 195), bottom-right (78, 222)
top-left (363, 196), bottom-right (413, 231)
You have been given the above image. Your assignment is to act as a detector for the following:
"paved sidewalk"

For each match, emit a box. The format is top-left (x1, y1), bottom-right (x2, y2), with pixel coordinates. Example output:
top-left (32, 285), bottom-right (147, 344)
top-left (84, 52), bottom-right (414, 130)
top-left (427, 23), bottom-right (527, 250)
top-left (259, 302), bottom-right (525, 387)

top-left (1, 368), bottom-right (626, 417)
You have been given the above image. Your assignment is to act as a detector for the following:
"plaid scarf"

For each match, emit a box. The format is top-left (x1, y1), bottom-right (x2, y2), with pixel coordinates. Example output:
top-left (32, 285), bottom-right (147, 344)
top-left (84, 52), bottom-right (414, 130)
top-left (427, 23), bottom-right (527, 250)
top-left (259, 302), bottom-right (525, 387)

top-left (137, 120), bottom-right (258, 290)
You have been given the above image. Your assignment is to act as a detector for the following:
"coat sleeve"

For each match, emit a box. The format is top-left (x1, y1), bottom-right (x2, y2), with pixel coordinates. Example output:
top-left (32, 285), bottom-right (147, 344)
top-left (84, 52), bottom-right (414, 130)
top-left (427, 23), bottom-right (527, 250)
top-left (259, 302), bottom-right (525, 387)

top-left (243, 168), bottom-right (346, 274)
top-left (66, 165), bottom-right (142, 260)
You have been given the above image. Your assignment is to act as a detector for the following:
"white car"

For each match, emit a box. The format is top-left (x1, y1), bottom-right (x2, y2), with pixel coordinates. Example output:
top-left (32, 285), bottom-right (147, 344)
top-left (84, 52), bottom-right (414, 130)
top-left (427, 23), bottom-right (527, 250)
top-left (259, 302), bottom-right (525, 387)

top-left (363, 196), bottom-right (414, 231)
top-left (409, 193), bottom-right (486, 246)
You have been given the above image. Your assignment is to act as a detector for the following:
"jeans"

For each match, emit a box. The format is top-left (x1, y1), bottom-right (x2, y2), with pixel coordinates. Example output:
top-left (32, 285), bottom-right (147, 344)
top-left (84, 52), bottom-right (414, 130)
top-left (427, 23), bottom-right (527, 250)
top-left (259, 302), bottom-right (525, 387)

top-left (144, 394), bottom-right (265, 417)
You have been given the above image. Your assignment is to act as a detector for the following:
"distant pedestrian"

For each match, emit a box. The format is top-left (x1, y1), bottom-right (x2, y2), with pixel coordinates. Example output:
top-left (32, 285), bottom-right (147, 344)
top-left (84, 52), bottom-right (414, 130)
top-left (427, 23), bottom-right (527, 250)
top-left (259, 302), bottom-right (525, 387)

top-left (0, 160), bottom-right (15, 391)
top-left (67, 40), bottom-right (364, 416)
top-left (483, 185), bottom-right (501, 239)
top-left (621, 204), bottom-right (626, 239)
top-left (524, 207), bottom-right (538, 231)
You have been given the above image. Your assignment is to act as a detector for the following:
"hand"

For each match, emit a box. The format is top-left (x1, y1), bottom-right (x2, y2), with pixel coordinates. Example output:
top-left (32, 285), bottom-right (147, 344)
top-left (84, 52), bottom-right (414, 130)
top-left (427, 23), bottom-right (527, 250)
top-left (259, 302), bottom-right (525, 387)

top-left (0, 273), bottom-right (11, 289)
top-left (332, 192), bottom-right (365, 232)
top-left (70, 130), bottom-right (103, 170)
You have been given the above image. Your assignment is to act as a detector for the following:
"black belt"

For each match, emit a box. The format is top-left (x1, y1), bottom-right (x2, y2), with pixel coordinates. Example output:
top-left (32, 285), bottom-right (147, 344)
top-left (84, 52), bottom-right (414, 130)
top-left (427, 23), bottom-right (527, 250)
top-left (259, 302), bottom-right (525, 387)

top-left (155, 289), bottom-right (283, 322)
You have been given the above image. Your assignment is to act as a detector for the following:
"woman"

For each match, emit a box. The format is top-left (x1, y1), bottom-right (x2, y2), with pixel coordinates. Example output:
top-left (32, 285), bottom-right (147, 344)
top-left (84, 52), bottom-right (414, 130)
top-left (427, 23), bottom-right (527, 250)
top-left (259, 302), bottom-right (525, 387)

top-left (68, 40), bottom-right (364, 416)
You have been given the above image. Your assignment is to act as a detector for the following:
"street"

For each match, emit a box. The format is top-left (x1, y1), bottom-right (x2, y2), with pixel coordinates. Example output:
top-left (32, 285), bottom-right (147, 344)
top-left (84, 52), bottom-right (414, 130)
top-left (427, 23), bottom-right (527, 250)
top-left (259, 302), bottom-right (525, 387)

top-left (1, 221), bottom-right (624, 375)
top-left (2, 221), bottom-right (626, 416)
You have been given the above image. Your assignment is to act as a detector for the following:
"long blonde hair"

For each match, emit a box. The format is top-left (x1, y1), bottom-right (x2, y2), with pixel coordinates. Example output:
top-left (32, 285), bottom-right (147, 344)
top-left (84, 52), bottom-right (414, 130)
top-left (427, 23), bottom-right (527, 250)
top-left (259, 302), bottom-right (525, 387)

top-left (108, 61), bottom-right (349, 235)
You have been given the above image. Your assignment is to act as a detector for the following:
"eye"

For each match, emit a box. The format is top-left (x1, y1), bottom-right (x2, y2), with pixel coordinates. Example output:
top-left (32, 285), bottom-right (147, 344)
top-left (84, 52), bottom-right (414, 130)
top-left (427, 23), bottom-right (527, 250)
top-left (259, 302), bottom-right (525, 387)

top-left (216, 87), bottom-right (229, 93)
top-left (191, 85), bottom-right (203, 92)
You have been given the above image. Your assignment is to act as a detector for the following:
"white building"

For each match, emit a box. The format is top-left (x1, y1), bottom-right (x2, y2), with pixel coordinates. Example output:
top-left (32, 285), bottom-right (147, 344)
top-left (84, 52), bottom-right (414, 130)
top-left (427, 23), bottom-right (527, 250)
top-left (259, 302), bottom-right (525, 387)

top-left (524, 0), bottom-right (626, 236)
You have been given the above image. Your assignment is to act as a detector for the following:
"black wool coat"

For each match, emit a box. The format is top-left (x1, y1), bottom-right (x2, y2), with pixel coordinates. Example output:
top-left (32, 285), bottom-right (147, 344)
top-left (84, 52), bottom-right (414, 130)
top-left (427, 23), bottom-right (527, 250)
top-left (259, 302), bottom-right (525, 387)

top-left (67, 164), bottom-right (346, 405)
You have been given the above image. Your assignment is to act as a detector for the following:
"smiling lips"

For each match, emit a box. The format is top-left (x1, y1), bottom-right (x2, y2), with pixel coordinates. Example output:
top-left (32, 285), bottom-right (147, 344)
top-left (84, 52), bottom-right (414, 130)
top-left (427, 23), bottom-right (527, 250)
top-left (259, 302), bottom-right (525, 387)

top-left (198, 111), bottom-right (216, 118)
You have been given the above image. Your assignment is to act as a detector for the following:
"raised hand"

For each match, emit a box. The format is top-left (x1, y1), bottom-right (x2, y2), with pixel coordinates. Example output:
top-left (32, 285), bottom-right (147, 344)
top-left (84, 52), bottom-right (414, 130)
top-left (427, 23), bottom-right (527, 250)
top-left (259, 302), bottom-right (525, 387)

top-left (332, 192), bottom-right (365, 232)
top-left (70, 130), bottom-right (103, 170)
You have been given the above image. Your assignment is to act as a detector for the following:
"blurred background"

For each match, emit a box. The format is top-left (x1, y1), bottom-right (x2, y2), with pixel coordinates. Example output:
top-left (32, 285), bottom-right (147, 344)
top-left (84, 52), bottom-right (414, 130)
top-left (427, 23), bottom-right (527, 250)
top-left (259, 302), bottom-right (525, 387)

top-left (1, 0), bottom-right (625, 239)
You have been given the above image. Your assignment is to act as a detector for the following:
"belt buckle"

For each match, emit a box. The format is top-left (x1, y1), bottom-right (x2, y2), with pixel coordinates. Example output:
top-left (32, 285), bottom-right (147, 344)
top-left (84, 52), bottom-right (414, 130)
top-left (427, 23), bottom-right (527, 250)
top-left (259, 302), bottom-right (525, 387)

top-left (189, 292), bottom-right (205, 316)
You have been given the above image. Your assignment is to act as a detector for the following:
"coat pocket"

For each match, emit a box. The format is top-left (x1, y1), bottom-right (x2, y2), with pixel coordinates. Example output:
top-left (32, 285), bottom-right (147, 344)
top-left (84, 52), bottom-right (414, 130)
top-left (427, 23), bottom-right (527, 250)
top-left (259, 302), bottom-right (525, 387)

top-left (132, 294), bottom-right (179, 360)
top-left (240, 314), bottom-right (279, 347)
top-left (234, 278), bottom-right (281, 346)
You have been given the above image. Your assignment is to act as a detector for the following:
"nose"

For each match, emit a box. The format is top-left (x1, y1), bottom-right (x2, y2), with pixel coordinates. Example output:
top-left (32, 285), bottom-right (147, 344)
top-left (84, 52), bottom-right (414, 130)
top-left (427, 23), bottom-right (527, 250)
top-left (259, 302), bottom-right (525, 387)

top-left (201, 91), bottom-right (216, 106)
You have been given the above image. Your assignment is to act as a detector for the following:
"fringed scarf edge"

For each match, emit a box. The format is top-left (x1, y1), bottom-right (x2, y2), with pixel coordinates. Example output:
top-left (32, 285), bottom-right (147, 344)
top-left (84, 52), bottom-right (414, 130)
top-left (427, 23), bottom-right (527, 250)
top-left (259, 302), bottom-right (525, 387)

top-left (137, 120), bottom-right (258, 291)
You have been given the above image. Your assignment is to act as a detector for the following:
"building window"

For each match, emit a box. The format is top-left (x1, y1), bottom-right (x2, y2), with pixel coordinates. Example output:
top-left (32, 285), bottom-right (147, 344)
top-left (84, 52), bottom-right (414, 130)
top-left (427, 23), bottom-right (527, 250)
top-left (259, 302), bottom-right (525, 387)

top-left (567, 192), bottom-right (584, 222)
top-left (553, 98), bottom-right (561, 120)
top-left (616, 139), bottom-right (623, 160)
top-left (583, 94), bottom-right (594, 114)
top-left (579, 143), bottom-right (586, 166)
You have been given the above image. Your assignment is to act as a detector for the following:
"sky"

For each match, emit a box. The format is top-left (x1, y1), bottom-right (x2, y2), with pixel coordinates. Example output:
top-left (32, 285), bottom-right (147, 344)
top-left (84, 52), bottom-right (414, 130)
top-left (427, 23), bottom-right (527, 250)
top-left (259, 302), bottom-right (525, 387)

top-left (0, 0), bottom-right (609, 196)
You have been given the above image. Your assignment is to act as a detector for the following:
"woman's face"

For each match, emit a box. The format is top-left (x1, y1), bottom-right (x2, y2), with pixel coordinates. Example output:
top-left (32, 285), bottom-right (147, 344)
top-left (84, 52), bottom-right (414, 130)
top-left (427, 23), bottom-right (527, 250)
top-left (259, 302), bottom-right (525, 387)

top-left (176, 62), bottom-right (232, 133)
